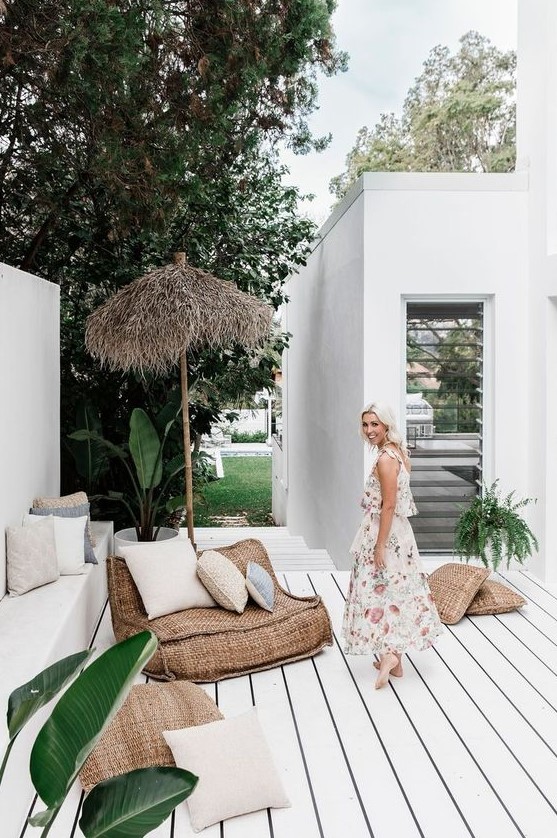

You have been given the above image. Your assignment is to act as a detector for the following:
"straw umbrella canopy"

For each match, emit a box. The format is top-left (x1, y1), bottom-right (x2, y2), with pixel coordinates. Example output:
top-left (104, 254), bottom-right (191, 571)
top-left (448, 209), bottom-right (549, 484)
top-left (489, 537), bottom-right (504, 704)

top-left (85, 252), bottom-right (273, 545)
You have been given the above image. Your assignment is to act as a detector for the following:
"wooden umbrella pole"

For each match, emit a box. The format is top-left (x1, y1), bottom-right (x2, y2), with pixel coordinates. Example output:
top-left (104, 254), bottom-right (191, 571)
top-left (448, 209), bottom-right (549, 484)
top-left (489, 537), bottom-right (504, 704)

top-left (180, 350), bottom-right (195, 548)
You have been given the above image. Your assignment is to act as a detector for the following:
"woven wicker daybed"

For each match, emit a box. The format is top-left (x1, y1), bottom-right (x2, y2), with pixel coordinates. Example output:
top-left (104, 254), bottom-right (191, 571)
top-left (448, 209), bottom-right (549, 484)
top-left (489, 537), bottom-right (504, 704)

top-left (107, 538), bottom-right (333, 682)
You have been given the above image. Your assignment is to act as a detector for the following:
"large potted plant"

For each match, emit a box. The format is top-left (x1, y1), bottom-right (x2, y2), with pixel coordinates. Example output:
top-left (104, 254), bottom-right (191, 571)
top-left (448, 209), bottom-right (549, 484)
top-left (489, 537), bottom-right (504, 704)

top-left (70, 406), bottom-right (185, 546)
top-left (454, 480), bottom-right (538, 570)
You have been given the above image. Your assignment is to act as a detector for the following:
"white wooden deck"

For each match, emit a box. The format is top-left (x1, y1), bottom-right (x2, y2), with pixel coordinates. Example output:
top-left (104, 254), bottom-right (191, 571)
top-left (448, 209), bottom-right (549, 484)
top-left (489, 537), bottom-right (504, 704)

top-left (16, 533), bottom-right (557, 838)
top-left (192, 526), bottom-right (337, 571)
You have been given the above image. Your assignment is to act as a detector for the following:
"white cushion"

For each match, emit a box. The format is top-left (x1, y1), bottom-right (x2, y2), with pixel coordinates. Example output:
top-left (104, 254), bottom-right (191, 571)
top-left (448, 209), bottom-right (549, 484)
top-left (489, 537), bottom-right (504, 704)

top-left (6, 518), bottom-right (59, 596)
top-left (163, 709), bottom-right (290, 832)
top-left (120, 539), bottom-right (216, 619)
top-left (245, 561), bottom-right (275, 611)
top-left (23, 513), bottom-right (88, 575)
top-left (196, 550), bottom-right (248, 613)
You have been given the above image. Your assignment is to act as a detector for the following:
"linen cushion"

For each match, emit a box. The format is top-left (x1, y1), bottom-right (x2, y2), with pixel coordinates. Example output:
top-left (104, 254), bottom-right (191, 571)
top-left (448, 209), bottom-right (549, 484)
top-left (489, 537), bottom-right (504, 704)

top-left (466, 580), bottom-right (526, 615)
top-left (120, 539), bottom-right (216, 619)
top-left (33, 491), bottom-right (96, 546)
top-left (29, 503), bottom-right (96, 564)
top-left (79, 681), bottom-right (223, 792)
top-left (24, 513), bottom-right (88, 575)
top-left (245, 560), bottom-right (275, 611)
top-left (163, 708), bottom-right (290, 833)
top-left (428, 563), bottom-right (490, 624)
top-left (6, 517), bottom-right (59, 596)
top-left (197, 550), bottom-right (248, 614)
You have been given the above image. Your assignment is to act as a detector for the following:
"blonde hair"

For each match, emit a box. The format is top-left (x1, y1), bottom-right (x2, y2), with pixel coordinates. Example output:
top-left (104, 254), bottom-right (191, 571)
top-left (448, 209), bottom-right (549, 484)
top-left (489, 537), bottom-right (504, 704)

top-left (360, 401), bottom-right (408, 457)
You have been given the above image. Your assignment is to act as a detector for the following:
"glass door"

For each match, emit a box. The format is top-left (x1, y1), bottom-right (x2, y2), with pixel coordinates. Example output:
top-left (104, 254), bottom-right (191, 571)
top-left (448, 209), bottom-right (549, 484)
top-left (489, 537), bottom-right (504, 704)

top-left (406, 302), bottom-right (484, 552)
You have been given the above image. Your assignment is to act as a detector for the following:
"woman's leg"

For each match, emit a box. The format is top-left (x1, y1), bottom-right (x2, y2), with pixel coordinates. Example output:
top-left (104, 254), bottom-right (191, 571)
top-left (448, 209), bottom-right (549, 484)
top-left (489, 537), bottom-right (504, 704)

top-left (374, 652), bottom-right (400, 689)
top-left (373, 652), bottom-right (403, 677)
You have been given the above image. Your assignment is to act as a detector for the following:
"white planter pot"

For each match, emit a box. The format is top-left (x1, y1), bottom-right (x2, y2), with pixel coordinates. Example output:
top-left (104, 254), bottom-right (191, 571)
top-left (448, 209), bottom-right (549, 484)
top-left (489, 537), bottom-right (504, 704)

top-left (114, 526), bottom-right (179, 555)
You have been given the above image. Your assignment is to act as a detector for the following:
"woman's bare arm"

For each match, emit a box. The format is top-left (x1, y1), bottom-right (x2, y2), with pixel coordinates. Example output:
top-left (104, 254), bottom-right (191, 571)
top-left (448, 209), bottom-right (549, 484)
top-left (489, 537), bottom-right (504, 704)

top-left (373, 453), bottom-right (399, 569)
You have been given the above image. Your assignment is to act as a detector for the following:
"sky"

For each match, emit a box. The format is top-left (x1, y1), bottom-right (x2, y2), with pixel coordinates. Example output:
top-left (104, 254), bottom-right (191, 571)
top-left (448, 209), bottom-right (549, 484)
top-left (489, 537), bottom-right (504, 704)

top-left (281, 0), bottom-right (518, 225)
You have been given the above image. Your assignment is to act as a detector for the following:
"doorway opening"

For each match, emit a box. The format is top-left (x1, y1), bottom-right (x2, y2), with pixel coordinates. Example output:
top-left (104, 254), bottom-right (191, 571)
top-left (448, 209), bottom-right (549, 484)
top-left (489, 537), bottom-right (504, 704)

top-left (406, 301), bottom-right (484, 552)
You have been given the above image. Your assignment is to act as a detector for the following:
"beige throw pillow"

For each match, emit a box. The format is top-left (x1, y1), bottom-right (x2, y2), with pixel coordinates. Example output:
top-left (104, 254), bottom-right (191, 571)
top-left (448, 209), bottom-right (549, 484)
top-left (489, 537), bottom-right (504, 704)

top-left (120, 539), bottom-right (216, 619)
top-left (23, 513), bottom-right (88, 575)
top-left (6, 518), bottom-right (59, 596)
top-left (163, 709), bottom-right (290, 833)
top-left (196, 550), bottom-right (248, 613)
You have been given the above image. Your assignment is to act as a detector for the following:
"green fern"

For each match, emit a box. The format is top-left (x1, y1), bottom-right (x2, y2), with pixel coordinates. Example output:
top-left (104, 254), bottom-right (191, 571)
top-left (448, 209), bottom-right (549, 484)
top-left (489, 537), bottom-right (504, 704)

top-left (454, 480), bottom-right (538, 570)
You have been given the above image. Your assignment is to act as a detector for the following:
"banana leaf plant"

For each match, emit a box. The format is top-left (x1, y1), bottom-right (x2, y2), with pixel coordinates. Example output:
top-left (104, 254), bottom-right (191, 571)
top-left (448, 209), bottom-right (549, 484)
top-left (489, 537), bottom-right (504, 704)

top-left (0, 650), bottom-right (94, 785)
top-left (79, 766), bottom-right (196, 838)
top-left (69, 406), bottom-right (185, 541)
top-left (2, 632), bottom-right (197, 837)
top-left (65, 401), bottom-right (111, 492)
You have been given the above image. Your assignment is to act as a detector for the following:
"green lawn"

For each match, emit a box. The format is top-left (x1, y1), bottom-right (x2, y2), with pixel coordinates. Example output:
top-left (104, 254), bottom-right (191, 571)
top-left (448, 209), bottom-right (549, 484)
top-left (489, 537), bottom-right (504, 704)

top-left (193, 456), bottom-right (272, 526)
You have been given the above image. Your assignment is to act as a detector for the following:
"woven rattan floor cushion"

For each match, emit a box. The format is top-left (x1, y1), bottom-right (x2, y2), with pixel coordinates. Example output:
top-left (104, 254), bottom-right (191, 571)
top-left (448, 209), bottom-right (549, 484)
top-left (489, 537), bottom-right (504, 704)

top-left (107, 538), bottom-right (333, 682)
top-left (80, 681), bottom-right (222, 791)
top-left (428, 563), bottom-right (490, 624)
top-left (466, 579), bottom-right (526, 615)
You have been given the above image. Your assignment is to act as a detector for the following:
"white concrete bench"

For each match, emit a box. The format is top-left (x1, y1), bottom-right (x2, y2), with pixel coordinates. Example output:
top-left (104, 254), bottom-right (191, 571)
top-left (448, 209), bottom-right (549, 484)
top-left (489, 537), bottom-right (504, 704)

top-left (0, 521), bottom-right (113, 838)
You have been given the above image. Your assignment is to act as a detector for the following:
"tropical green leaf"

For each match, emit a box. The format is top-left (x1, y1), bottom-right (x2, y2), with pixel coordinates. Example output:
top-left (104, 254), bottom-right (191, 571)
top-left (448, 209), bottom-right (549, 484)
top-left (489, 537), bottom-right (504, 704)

top-left (69, 402), bottom-right (110, 487)
top-left (30, 632), bottom-right (157, 814)
top-left (155, 396), bottom-right (182, 434)
top-left (7, 649), bottom-right (93, 740)
top-left (164, 454), bottom-right (186, 477)
top-left (69, 430), bottom-right (128, 462)
top-left (79, 767), bottom-right (198, 838)
top-left (129, 409), bottom-right (163, 490)
top-left (28, 808), bottom-right (56, 827)
top-left (165, 495), bottom-right (186, 514)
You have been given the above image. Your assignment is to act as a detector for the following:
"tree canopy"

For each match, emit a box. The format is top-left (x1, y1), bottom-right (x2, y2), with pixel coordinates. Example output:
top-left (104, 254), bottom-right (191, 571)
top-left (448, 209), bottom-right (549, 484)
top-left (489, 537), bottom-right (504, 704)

top-left (1, 0), bottom-right (345, 275)
top-left (0, 0), bottom-right (346, 502)
top-left (330, 31), bottom-right (516, 200)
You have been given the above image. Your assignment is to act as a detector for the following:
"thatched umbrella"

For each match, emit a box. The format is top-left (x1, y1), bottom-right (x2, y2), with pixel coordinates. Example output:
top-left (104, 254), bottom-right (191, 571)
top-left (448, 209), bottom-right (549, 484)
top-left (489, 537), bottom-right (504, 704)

top-left (85, 252), bottom-right (272, 545)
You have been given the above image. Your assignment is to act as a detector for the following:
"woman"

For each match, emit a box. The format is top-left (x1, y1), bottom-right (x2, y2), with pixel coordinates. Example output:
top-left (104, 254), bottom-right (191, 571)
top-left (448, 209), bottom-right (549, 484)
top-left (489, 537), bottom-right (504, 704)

top-left (341, 402), bottom-right (443, 689)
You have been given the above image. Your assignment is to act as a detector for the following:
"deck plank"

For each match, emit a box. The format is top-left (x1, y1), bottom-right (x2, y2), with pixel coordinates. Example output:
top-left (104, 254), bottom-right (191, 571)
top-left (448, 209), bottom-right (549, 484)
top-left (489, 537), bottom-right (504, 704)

top-left (11, 558), bottom-right (557, 838)
top-left (436, 620), bottom-right (557, 820)
top-left (333, 570), bottom-right (557, 836)
top-left (286, 572), bottom-right (422, 838)
top-left (318, 570), bottom-right (525, 838)
top-left (216, 675), bottom-right (271, 838)
top-left (310, 572), bottom-right (490, 838)
top-left (250, 666), bottom-right (322, 838)
top-left (280, 656), bottom-right (373, 836)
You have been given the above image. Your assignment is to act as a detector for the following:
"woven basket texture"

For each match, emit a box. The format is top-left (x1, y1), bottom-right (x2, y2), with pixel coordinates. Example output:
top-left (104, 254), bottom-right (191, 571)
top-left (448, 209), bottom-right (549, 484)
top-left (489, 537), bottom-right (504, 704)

top-left (79, 681), bottom-right (222, 792)
top-left (428, 563), bottom-right (490, 624)
top-left (466, 579), bottom-right (526, 615)
top-left (107, 538), bottom-right (333, 681)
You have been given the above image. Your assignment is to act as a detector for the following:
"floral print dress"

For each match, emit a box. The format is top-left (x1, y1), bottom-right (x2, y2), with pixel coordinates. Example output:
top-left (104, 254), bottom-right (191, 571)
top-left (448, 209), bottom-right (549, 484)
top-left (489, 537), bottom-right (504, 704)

top-left (342, 447), bottom-right (444, 655)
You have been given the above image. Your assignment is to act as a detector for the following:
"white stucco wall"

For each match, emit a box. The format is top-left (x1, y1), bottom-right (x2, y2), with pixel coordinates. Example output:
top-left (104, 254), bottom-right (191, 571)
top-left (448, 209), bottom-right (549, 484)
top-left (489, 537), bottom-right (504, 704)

top-left (285, 192), bottom-right (366, 564)
top-left (271, 436), bottom-right (287, 525)
top-left (362, 172), bottom-right (529, 496)
top-left (516, 0), bottom-right (557, 582)
top-left (0, 264), bottom-right (60, 598)
top-left (285, 173), bottom-right (529, 570)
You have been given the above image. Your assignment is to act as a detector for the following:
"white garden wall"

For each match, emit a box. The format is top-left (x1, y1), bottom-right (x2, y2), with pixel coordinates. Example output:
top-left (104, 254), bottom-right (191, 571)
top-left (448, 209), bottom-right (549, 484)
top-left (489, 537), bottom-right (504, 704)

top-left (515, 0), bottom-right (557, 582)
top-left (284, 173), bottom-right (529, 570)
top-left (284, 193), bottom-right (366, 566)
top-left (0, 263), bottom-right (60, 598)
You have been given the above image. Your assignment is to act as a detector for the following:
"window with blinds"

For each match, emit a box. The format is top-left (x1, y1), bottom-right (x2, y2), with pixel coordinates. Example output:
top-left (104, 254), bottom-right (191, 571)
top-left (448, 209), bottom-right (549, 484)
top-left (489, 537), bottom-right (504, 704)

top-left (406, 302), bottom-right (483, 553)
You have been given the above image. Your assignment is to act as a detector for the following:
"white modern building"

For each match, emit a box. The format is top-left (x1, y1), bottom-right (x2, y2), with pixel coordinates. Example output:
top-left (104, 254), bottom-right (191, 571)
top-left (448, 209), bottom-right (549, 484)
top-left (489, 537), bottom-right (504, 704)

top-left (275, 0), bottom-right (557, 582)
